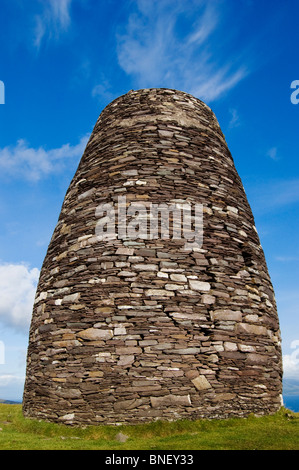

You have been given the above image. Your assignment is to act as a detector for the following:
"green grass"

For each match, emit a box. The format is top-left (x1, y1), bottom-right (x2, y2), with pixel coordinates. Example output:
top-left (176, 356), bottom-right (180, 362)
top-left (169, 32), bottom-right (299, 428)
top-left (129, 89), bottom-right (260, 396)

top-left (0, 404), bottom-right (298, 450)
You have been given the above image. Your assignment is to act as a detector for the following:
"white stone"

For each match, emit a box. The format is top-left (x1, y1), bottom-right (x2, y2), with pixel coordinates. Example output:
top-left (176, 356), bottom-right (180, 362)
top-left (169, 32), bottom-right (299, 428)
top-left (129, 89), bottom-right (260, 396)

top-left (238, 230), bottom-right (247, 238)
top-left (63, 293), bottom-right (80, 303)
top-left (224, 342), bottom-right (238, 352)
top-left (35, 291), bottom-right (48, 304)
top-left (122, 169), bottom-right (138, 176)
top-left (145, 289), bottom-right (174, 297)
top-left (77, 328), bottom-right (113, 341)
top-left (157, 271), bottom-right (168, 278)
top-left (214, 344), bottom-right (225, 354)
top-left (201, 294), bottom-right (215, 304)
top-left (78, 234), bottom-right (93, 242)
top-left (170, 273), bottom-right (187, 282)
top-left (239, 344), bottom-right (255, 352)
top-left (50, 267), bottom-right (59, 275)
top-left (114, 327), bottom-right (127, 335)
top-left (244, 314), bottom-right (259, 323)
top-left (165, 284), bottom-right (181, 290)
top-left (188, 280), bottom-right (211, 292)
top-left (78, 188), bottom-right (95, 200)
top-left (158, 129), bottom-right (174, 138)
top-left (227, 206), bottom-right (238, 214)
top-left (116, 247), bottom-right (135, 255)
top-left (60, 413), bottom-right (75, 421)
top-left (117, 271), bottom-right (136, 277)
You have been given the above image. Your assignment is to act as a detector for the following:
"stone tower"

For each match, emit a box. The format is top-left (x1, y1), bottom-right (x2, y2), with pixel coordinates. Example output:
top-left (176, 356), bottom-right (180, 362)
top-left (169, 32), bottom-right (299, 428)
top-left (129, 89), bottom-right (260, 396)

top-left (23, 89), bottom-right (282, 425)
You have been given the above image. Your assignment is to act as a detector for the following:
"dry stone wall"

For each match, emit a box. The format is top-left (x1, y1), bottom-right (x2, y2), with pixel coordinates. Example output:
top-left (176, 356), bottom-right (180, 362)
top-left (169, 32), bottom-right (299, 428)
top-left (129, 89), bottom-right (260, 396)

top-left (23, 88), bottom-right (283, 425)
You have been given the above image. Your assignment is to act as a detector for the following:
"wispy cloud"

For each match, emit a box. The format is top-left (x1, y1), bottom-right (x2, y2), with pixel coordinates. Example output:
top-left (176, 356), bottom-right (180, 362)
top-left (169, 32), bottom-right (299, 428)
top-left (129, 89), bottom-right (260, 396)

top-left (0, 135), bottom-right (89, 181)
top-left (267, 147), bottom-right (279, 161)
top-left (0, 263), bottom-right (40, 332)
top-left (275, 256), bottom-right (299, 262)
top-left (117, 0), bottom-right (249, 102)
top-left (33, 0), bottom-right (73, 49)
top-left (247, 178), bottom-right (299, 214)
top-left (228, 108), bottom-right (241, 129)
top-left (92, 76), bottom-right (118, 104)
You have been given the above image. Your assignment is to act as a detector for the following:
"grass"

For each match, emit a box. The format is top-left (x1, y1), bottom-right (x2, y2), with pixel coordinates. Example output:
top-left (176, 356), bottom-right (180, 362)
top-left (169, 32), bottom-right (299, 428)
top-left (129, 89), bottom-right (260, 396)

top-left (0, 404), bottom-right (298, 450)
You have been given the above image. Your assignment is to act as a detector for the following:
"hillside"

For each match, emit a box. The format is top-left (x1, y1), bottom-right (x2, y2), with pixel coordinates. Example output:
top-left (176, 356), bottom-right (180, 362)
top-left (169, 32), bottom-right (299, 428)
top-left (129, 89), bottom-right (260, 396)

top-left (0, 404), bottom-right (298, 450)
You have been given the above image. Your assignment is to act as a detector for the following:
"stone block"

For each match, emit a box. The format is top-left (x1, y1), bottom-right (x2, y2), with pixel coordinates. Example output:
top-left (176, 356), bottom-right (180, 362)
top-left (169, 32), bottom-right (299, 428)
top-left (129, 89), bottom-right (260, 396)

top-left (246, 353), bottom-right (269, 365)
top-left (211, 310), bottom-right (242, 321)
top-left (63, 293), bottom-right (80, 303)
top-left (145, 289), bottom-right (175, 297)
top-left (150, 394), bottom-right (191, 408)
top-left (188, 280), bottom-right (211, 291)
top-left (165, 284), bottom-right (181, 290)
top-left (237, 323), bottom-right (267, 336)
top-left (201, 294), bottom-right (216, 304)
top-left (117, 355), bottom-right (135, 366)
top-left (169, 348), bottom-right (200, 355)
top-left (116, 346), bottom-right (142, 355)
top-left (132, 264), bottom-right (158, 271)
top-left (191, 375), bottom-right (212, 391)
top-left (224, 342), bottom-right (238, 352)
top-left (170, 273), bottom-right (187, 282)
top-left (116, 247), bottom-right (135, 255)
top-left (77, 328), bottom-right (113, 341)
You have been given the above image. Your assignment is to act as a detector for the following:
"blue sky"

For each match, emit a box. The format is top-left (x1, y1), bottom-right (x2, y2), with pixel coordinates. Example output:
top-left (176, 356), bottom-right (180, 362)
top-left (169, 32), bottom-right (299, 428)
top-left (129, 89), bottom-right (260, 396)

top-left (0, 0), bottom-right (298, 402)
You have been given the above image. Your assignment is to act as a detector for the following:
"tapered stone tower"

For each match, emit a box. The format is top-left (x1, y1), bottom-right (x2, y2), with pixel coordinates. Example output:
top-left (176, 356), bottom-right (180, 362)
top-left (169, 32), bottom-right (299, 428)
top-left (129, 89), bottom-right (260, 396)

top-left (23, 89), bottom-right (282, 425)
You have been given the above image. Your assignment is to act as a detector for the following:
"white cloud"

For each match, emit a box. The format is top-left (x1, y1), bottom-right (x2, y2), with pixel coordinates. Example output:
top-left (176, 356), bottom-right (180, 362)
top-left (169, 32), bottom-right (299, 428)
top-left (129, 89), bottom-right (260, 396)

top-left (0, 374), bottom-right (25, 387)
top-left (92, 77), bottom-right (117, 104)
top-left (228, 108), bottom-right (241, 129)
top-left (0, 374), bottom-right (25, 402)
top-left (33, 0), bottom-right (73, 48)
top-left (283, 342), bottom-right (299, 379)
top-left (275, 256), bottom-right (299, 262)
top-left (248, 178), bottom-right (299, 214)
top-left (0, 134), bottom-right (89, 181)
top-left (117, 0), bottom-right (248, 102)
top-left (0, 263), bottom-right (40, 332)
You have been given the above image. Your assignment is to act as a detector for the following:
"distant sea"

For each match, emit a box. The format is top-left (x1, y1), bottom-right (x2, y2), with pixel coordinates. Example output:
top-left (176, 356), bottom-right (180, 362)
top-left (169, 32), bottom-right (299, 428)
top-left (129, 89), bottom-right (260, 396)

top-left (283, 395), bottom-right (299, 412)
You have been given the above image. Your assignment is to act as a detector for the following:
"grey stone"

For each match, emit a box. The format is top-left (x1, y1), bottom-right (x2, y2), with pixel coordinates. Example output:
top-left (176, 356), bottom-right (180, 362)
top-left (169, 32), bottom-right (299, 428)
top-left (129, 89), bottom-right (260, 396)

top-left (150, 394), bottom-right (191, 408)
top-left (188, 280), bottom-right (211, 291)
top-left (191, 375), bottom-right (212, 391)
top-left (115, 432), bottom-right (129, 443)
top-left (237, 323), bottom-right (267, 336)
